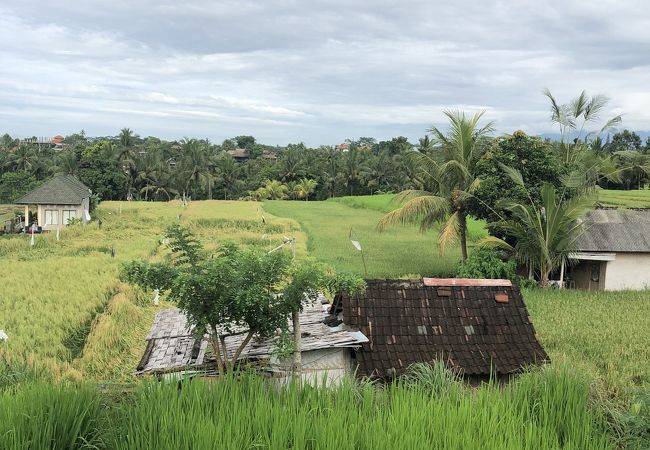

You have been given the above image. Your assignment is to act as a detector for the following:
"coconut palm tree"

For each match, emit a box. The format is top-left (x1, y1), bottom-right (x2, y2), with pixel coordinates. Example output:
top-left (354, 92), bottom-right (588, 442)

top-left (216, 154), bottom-right (240, 200)
top-left (5, 144), bottom-right (40, 173)
top-left (480, 166), bottom-right (594, 287)
top-left (378, 110), bottom-right (494, 262)
top-left (295, 178), bottom-right (317, 201)
top-left (178, 138), bottom-right (212, 198)
top-left (262, 180), bottom-right (288, 200)
top-left (342, 147), bottom-right (366, 196)
top-left (54, 150), bottom-right (79, 176)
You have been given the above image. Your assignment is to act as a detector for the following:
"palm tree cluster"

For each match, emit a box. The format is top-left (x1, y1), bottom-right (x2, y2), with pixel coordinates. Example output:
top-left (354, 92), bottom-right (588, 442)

top-left (0, 131), bottom-right (435, 204)
top-left (377, 91), bottom-right (641, 286)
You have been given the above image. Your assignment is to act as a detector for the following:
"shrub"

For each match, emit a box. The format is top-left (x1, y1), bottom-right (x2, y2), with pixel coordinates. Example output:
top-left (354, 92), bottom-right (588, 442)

top-left (456, 248), bottom-right (516, 280)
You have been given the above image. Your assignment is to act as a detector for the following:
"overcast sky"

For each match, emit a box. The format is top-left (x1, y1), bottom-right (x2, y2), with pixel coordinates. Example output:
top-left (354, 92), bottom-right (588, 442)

top-left (1, 1), bottom-right (649, 146)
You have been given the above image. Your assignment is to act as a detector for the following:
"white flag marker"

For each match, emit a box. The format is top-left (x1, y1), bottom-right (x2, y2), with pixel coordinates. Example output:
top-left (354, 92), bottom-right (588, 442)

top-left (350, 240), bottom-right (362, 251)
top-left (153, 289), bottom-right (160, 306)
top-left (0, 330), bottom-right (8, 342)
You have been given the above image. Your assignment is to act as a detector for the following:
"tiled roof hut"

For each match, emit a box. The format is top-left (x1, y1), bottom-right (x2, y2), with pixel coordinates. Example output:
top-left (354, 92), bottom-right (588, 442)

top-left (332, 278), bottom-right (548, 379)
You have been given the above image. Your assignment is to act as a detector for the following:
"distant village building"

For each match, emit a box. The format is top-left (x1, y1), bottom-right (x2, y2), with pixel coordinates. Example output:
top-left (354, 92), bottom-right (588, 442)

top-left (14, 175), bottom-right (92, 231)
top-left (21, 135), bottom-right (65, 150)
top-left (568, 209), bottom-right (650, 290)
top-left (226, 148), bottom-right (251, 162)
top-left (261, 151), bottom-right (277, 161)
top-left (136, 279), bottom-right (548, 382)
top-left (335, 143), bottom-right (349, 152)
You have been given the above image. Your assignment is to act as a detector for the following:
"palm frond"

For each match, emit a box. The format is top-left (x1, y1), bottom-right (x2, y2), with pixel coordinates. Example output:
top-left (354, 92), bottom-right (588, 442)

top-left (498, 163), bottom-right (525, 188)
top-left (377, 194), bottom-right (449, 232)
top-left (570, 90), bottom-right (589, 119)
top-left (583, 94), bottom-right (609, 122)
top-left (437, 212), bottom-right (459, 255)
top-left (599, 115), bottom-right (622, 133)
top-left (477, 236), bottom-right (514, 252)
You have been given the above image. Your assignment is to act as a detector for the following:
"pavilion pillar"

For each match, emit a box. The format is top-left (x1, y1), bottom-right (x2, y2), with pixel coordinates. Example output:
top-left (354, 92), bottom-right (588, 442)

top-left (24, 205), bottom-right (29, 226)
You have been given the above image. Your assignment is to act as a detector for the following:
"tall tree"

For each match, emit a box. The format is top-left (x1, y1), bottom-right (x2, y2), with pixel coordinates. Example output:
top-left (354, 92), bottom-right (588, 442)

top-left (5, 144), bottom-right (41, 174)
top-left (178, 138), bottom-right (211, 198)
top-left (480, 167), bottom-right (594, 287)
top-left (378, 110), bottom-right (494, 262)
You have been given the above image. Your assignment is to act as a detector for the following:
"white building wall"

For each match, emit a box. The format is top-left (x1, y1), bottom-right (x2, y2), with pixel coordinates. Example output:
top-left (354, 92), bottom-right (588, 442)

top-left (604, 253), bottom-right (650, 290)
top-left (272, 348), bottom-right (354, 387)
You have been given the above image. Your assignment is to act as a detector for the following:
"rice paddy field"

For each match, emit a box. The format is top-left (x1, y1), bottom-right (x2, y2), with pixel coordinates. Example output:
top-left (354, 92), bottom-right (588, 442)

top-left (0, 196), bottom-right (649, 448)
top-left (598, 188), bottom-right (650, 208)
top-left (0, 200), bottom-right (303, 381)
top-left (264, 198), bottom-right (486, 278)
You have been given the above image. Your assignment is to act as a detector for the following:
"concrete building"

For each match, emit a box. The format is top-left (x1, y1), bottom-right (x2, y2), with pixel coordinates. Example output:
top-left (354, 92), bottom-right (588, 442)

top-left (568, 209), bottom-right (650, 290)
top-left (15, 175), bottom-right (92, 231)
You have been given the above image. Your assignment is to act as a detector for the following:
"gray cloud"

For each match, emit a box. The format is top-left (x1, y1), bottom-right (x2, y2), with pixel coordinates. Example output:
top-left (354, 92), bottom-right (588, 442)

top-left (1, 1), bottom-right (649, 145)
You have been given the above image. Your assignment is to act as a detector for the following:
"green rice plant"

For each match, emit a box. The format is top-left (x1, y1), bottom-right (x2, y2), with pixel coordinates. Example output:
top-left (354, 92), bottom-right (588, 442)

top-left (0, 382), bottom-right (107, 449)
top-left (525, 288), bottom-right (650, 395)
top-left (105, 369), bottom-right (613, 450)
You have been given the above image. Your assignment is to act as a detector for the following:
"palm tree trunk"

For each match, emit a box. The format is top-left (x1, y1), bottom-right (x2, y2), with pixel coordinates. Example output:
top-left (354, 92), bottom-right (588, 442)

top-left (459, 211), bottom-right (468, 263)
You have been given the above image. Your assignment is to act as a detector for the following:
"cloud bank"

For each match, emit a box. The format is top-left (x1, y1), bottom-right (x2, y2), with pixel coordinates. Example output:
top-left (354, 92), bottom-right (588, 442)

top-left (1, 1), bottom-right (649, 145)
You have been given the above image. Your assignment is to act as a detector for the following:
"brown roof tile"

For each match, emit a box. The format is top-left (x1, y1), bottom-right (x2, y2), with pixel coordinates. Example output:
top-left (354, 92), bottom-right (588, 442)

top-left (335, 279), bottom-right (548, 378)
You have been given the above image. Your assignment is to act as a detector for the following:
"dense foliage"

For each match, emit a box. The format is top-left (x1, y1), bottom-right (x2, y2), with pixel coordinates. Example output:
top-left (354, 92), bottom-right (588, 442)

top-left (2, 125), bottom-right (647, 205)
top-left (455, 248), bottom-right (516, 280)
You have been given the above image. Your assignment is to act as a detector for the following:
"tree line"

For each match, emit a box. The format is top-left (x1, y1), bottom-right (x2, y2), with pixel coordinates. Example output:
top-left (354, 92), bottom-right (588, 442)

top-left (1, 106), bottom-right (648, 206)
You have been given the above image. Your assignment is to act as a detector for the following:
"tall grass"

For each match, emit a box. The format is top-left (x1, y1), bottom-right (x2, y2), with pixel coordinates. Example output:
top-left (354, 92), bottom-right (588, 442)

top-left (0, 383), bottom-right (106, 449)
top-left (108, 367), bottom-right (611, 449)
top-left (0, 367), bottom-right (611, 450)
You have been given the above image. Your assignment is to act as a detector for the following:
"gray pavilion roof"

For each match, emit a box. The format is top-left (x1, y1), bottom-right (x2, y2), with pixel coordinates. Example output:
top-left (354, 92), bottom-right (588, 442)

top-left (575, 208), bottom-right (650, 253)
top-left (15, 175), bottom-right (91, 205)
top-left (136, 294), bottom-right (368, 375)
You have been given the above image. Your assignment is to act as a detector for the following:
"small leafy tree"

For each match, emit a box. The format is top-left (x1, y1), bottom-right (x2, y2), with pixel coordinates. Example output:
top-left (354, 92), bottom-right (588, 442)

top-left (121, 226), bottom-right (364, 375)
